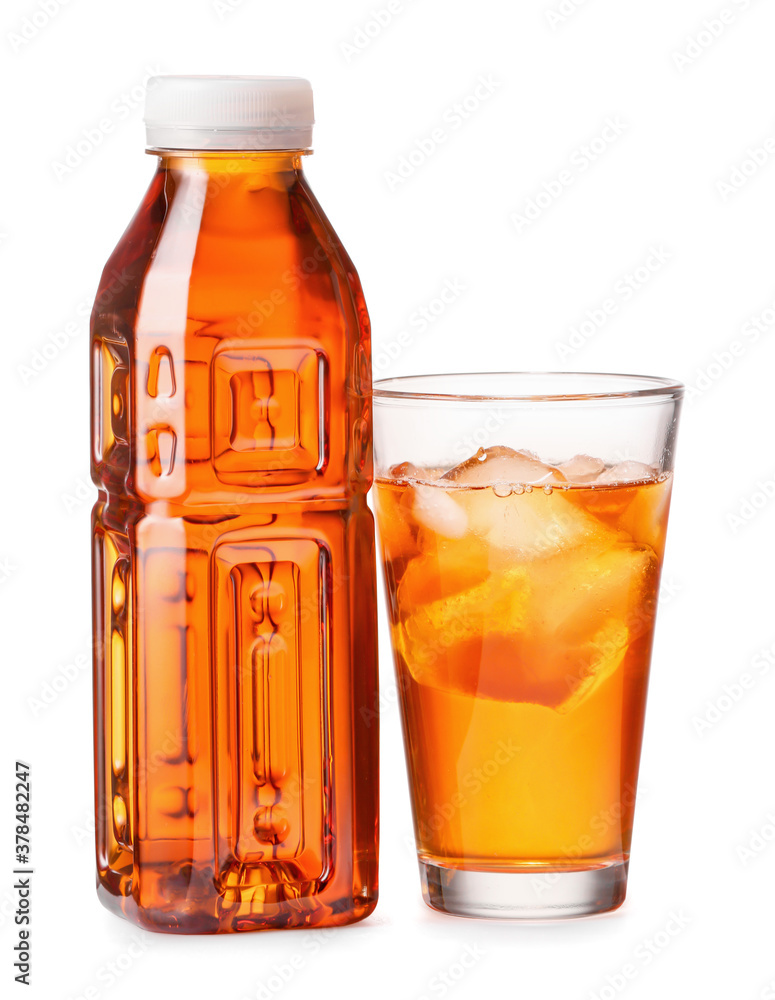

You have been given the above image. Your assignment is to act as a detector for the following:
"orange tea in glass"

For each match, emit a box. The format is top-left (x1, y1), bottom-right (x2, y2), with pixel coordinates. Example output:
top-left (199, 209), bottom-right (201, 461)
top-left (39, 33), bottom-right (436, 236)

top-left (373, 373), bottom-right (682, 918)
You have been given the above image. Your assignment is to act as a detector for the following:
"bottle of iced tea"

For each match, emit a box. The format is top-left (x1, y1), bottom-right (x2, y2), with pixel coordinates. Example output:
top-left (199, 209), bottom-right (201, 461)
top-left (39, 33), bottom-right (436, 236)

top-left (90, 76), bottom-right (379, 932)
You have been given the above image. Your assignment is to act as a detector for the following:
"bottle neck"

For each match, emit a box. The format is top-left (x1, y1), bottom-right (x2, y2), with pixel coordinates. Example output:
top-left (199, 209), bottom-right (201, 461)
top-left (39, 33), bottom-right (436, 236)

top-left (149, 149), bottom-right (309, 177)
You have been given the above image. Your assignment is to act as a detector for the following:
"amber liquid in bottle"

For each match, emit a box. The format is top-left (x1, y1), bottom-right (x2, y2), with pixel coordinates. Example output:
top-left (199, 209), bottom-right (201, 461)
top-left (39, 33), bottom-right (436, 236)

top-left (91, 150), bottom-right (379, 932)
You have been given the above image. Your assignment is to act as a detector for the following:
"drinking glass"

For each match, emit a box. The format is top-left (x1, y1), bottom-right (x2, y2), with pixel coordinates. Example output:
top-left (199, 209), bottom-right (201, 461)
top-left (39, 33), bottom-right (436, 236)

top-left (372, 372), bottom-right (683, 918)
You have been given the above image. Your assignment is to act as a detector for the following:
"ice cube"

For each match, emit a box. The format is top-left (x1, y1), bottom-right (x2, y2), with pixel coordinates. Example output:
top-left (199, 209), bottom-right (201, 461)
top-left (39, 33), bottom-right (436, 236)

top-left (397, 565), bottom-right (531, 694)
top-left (595, 461), bottom-right (655, 485)
top-left (394, 537), bottom-right (659, 709)
top-left (557, 454), bottom-right (605, 484)
top-left (619, 476), bottom-right (673, 557)
top-left (555, 621), bottom-right (630, 715)
top-left (530, 540), bottom-right (659, 710)
top-left (466, 486), bottom-right (619, 560)
top-left (397, 541), bottom-right (658, 707)
top-left (374, 484), bottom-right (421, 565)
top-left (397, 542), bottom-right (493, 617)
top-left (442, 445), bottom-right (565, 487)
top-left (411, 484), bottom-right (468, 538)
top-left (388, 461), bottom-right (420, 481)
top-left (531, 541), bottom-right (658, 648)
top-left (387, 462), bottom-right (445, 483)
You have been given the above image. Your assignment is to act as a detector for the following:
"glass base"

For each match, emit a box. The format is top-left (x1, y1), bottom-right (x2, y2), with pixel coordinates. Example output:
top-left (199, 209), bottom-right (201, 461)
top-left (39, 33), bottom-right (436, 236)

top-left (419, 859), bottom-right (628, 919)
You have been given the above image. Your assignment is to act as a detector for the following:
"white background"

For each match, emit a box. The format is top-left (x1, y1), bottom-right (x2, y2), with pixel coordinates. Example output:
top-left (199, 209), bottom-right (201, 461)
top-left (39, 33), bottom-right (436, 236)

top-left (2, 1), bottom-right (775, 998)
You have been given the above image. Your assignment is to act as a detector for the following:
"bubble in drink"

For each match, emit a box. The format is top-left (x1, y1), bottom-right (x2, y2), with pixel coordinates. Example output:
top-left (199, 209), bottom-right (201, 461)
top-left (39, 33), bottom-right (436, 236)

top-left (557, 453), bottom-right (605, 483)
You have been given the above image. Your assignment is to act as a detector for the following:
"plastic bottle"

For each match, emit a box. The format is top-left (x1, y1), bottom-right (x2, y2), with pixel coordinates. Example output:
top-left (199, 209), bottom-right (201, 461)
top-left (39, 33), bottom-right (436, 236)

top-left (90, 76), bottom-right (378, 932)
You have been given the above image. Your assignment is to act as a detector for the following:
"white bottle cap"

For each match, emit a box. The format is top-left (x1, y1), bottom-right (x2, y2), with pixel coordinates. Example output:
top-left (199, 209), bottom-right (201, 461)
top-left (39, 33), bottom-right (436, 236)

top-left (144, 75), bottom-right (314, 151)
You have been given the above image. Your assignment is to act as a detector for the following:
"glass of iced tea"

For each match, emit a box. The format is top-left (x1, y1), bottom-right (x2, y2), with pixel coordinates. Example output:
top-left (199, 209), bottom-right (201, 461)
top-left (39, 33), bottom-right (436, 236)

top-left (372, 373), bottom-right (683, 919)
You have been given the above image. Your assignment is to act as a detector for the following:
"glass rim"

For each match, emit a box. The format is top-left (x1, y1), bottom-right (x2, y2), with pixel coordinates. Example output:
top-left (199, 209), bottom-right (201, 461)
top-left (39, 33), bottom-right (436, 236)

top-left (372, 371), bottom-right (685, 404)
